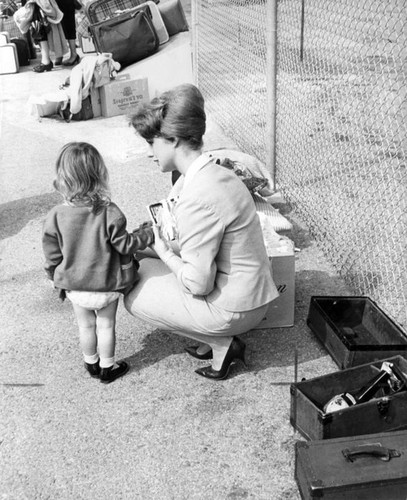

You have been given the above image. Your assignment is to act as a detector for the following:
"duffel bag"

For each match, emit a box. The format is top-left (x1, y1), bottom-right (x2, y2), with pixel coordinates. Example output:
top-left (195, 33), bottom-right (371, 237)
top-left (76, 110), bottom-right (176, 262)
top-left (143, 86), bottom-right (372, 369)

top-left (90, 7), bottom-right (159, 68)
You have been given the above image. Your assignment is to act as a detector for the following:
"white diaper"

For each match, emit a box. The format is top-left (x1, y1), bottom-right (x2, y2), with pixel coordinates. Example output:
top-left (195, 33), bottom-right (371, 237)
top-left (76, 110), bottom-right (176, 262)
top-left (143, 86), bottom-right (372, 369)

top-left (66, 290), bottom-right (120, 310)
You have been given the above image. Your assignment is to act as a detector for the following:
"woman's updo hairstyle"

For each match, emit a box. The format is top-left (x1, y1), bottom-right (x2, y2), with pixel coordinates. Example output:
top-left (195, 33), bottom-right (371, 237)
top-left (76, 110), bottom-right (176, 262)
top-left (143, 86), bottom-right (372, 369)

top-left (130, 84), bottom-right (206, 150)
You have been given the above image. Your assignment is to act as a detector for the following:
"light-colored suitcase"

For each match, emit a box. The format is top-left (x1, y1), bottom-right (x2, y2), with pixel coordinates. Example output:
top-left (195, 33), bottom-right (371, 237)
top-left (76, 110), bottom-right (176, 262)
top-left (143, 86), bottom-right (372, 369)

top-left (0, 42), bottom-right (19, 74)
top-left (0, 31), bottom-right (10, 46)
top-left (145, 1), bottom-right (169, 45)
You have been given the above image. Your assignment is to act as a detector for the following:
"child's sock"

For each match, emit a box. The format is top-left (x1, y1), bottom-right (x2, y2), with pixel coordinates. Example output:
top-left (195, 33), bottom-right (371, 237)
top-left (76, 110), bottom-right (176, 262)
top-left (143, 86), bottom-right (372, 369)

top-left (100, 357), bottom-right (119, 369)
top-left (84, 353), bottom-right (99, 365)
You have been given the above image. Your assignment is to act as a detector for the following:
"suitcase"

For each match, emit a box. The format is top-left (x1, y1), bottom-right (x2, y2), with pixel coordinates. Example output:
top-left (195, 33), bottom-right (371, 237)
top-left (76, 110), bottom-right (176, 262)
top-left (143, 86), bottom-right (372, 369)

top-left (144, 1), bottom-right (169, 45)
top-left (158, 0), bottom-right (189, 36)
top-left (307, 296), bottom-right (407, 369)
top-left (10, 37), bottom-right (30, 65)
top-left (295, 430), bottom-right (407, 499)
top-left (290, 355), bottom-right (407, 440)
top-left (85, 0), bottom-right (158, 23)
top-left (0, 42), bottom-right (19, 74)
top-left (0, 31), bottom-right (9, 45)
top-left (89, 6), bottom-right (159, 67)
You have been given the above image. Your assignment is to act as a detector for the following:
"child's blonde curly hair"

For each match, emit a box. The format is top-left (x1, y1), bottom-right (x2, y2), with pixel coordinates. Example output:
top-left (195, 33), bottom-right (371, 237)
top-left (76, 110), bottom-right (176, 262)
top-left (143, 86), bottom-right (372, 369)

top-left (54, 142), bottom-right (111, 213)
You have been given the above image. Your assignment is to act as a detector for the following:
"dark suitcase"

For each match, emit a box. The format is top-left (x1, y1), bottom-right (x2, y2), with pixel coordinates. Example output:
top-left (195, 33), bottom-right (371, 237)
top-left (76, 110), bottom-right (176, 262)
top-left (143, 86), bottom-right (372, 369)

top-left (158, 0), bottom-right (188, 36)
top-left (295, 430), bottom-right (407, 499)
top-left (307, 296), bottom-right (407, 369)
top-left (85, 0), bottom-right (158, 24)
top-left (89, 5), bottom-right (159, 67)
top-left (10, 37), bottom-right (30, 66)
top-left (290, 355), bottom-right (407, 440)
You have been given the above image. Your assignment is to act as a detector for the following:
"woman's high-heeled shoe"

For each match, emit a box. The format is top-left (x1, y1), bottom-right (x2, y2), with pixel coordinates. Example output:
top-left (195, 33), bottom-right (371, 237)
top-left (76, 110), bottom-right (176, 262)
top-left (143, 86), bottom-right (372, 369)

top-left (184, 345), bottom-right (213, 360)
top-left (62, 54), bottom-right (80, 66)
top-left (195, 337), bottom-right (246, 380)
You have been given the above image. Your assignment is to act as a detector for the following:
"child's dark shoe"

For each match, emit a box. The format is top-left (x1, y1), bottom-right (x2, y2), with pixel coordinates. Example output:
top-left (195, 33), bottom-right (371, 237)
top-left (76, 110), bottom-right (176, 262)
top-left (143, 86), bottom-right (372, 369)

top-left (100, 361), bottom-right (129, 384)
top-left (84, 361), bottom-right (100, 378)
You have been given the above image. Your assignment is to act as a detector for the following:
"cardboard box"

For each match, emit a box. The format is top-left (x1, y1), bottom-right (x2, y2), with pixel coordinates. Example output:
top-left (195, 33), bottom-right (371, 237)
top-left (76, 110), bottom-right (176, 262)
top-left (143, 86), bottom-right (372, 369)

top-left (254, 238), bottom-right (295, 329)
top-left (99, 74), bottom-right (149, 118)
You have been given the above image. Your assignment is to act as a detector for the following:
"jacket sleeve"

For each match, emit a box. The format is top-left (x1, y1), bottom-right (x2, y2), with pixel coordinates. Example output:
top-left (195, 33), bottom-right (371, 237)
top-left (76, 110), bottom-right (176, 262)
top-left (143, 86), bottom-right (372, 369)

top-left (109, 213), bottom-right (154, 254)
top-left (175, 198), bottom-right (224, 296)
top-left (42, 214), bottom-right (62, 281)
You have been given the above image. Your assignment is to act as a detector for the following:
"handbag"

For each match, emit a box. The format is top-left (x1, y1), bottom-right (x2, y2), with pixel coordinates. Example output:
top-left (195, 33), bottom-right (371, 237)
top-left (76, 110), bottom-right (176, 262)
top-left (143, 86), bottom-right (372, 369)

top-left (30, 4), bottom-right (51, 43)
top-left (90, 6), bottom-right (159, 68)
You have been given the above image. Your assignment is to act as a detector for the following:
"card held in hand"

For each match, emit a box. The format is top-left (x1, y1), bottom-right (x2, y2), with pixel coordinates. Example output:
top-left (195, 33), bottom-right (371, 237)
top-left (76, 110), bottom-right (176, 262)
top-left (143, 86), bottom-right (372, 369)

top-left (147, 197), bottom-right (178, 241)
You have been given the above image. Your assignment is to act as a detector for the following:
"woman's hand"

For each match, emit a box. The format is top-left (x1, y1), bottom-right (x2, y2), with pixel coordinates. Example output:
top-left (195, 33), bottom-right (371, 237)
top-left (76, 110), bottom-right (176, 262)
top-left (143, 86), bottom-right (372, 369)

top-left (151, 225), bottom-right (170, 259)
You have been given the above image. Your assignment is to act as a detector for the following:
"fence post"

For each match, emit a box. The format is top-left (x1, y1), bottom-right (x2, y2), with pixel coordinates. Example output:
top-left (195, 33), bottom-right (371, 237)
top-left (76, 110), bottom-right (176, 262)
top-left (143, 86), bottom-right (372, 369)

top-left (191, 0), bottom-right (198, 86)
top-left (266, 0), bottom-right (277, 188)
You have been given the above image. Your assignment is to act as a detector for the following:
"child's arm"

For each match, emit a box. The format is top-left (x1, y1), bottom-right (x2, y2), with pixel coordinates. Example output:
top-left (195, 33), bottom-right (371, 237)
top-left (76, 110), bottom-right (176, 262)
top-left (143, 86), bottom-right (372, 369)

top-left (42, 224), bottom-right (63, 281)
top-left (109, 212), bottom-right (154, 255)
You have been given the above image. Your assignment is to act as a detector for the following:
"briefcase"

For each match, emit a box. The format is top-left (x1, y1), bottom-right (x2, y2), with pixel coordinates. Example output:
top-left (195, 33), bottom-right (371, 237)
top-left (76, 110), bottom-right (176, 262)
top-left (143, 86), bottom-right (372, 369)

top-left (290, 355), bottom-right (407, 440)
top-left (89, 5), bottom-right (159, 67)
top-left (295, 430), bottom-right (407, 499)
top-left (307, 296), bottom-right (407, 369)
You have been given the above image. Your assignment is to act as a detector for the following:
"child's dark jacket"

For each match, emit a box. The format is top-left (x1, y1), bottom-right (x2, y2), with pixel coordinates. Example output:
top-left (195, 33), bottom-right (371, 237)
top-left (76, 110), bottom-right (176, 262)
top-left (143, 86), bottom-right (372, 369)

top-left (42, 202), bottom-right (154, 293)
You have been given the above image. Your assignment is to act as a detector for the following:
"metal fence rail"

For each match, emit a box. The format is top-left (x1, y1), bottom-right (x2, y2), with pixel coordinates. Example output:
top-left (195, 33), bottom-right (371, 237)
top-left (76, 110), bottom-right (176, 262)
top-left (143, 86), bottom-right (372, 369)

top-left (193, 0), bottom-right (407, 330)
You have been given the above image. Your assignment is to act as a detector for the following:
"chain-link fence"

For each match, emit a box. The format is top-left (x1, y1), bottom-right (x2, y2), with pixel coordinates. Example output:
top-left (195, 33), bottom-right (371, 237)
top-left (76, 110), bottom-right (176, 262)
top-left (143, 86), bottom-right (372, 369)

top-left (193, 0), bottom-right (407, 330)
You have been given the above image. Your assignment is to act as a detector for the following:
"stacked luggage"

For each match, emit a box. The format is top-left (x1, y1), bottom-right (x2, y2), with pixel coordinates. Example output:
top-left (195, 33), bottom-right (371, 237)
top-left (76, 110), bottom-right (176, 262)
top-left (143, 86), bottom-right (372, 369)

top-left (85, 0), bottom-right (188, 68)
top-left (0, 0), bottom-right (33, 74)
top-left (291, 296), bottom-right (407, 498)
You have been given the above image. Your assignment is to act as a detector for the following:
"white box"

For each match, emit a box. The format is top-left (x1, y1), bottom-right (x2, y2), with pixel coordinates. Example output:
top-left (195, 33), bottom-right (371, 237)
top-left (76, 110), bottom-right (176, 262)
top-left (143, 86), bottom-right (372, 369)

top-left (99, 74), bottom-right (149, 118)
top-left (254, 237), bottom-right (295, 329)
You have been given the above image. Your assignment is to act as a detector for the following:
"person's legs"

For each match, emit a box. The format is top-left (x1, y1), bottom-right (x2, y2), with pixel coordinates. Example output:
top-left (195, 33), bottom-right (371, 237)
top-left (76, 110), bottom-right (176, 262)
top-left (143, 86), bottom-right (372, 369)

top-left (95, 299), bottom-right (118, 368)
top-left (71, 303), bottom-right (100, 377)
top-left (33, 40), bottom-right (54, 72)
top-left (124, 258), bottom-right (267, 375)
top-left (55, 0), bottom-right (79, 64)
top-left (96, 299), bottom-right (129, 383)
top-left (39, 40), bottom-right (51, 64)
top-left (63, 38), bottom-right (78, 64)
top-left (72, 302), bottom-right (97, 357)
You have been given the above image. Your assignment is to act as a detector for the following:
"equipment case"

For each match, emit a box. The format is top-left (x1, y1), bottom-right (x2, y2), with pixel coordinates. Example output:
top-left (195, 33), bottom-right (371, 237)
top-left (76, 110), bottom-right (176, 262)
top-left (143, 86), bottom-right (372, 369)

top-left (290, 355), bottom-right (407, 440)
top-left (295, 430), bottom-right (407, 499)
top-left (307, 296), bottom-right (407, 369)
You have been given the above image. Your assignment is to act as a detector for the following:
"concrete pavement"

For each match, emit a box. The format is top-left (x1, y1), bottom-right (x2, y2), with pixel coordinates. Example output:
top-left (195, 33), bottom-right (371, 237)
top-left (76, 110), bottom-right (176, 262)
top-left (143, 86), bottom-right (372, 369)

top-left (0, 15), bottom-right (351, 500)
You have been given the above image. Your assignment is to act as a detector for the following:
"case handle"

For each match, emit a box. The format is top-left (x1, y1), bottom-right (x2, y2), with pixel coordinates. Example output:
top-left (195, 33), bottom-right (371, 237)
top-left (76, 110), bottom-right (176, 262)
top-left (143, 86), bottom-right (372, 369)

top-left (342, 444), bottom-right (401, 462)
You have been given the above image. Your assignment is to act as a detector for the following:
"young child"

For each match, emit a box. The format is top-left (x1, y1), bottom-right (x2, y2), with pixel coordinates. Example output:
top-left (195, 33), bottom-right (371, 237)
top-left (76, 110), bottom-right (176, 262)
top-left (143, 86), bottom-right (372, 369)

top-left (42, 142), bottom-right (154, 384)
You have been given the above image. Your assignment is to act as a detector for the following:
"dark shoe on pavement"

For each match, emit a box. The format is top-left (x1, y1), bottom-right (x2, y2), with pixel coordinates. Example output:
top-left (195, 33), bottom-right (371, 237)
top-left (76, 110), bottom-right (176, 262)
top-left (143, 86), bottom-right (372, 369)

top-left (100, 361), bottom-right (129, 384)
top-left (33, 61), bottom-right (53, 73)
top-left (195, 337), bottom-right (246, 380)
top-left (84, 361), bottom-right (100, 378)
top-left (62, 54), bottom-right (80, 66)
